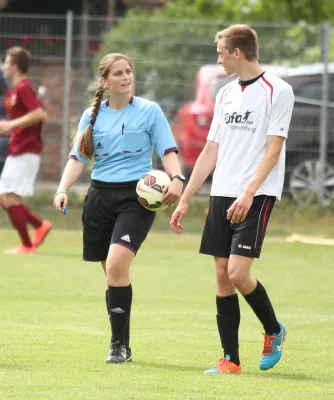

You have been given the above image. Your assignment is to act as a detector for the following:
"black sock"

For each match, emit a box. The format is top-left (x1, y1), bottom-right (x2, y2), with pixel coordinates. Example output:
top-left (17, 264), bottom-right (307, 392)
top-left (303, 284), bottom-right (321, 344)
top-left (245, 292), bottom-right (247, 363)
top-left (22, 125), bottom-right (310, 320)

top-left (216, 294), bottom-right (240, 366)
top-left (105, 290), bottom-right (109, 315)
top-left (108, 285), bottom-right (132, 345)
top-left (125, 285), bottom-right (132, 349)
top-left (105, 289), bottom-right (112, 337)
top-left (106, 288), bottom-right (132, 348)
top-left (243, 280), bottom-right (280, 335)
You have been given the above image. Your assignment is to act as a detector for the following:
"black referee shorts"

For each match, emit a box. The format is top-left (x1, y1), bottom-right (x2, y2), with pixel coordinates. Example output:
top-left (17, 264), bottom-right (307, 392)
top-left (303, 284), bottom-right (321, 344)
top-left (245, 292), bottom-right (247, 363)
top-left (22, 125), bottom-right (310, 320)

top-left (200, 195), bottom-right (275, 259)
top-left (82, 180), bottom-right (156, 261)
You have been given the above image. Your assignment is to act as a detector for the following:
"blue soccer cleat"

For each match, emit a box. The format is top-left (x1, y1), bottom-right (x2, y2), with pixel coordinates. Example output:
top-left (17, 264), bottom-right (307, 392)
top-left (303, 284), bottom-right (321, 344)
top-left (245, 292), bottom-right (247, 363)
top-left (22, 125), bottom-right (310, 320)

top-left (260, 321), bottom-right (287, 371)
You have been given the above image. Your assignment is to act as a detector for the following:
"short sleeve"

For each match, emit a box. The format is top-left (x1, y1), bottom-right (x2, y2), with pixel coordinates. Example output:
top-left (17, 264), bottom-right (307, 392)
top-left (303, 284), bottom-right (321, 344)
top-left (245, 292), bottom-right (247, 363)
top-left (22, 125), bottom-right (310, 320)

top-left (18, 85), bottom-right (42, 111)
top-left (68, 110), bottom-right (90, 164)
top-left (150, 103), bottom-right (178, 158)
top-left (207, 91), bottom-right (222, 143)
top-left (267, 86), bottom-right (295, 138)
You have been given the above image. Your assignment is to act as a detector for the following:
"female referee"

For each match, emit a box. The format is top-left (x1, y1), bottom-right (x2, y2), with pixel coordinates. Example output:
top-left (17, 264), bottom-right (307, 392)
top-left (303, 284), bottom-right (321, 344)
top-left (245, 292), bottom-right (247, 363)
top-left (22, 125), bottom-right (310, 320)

top-left (53, 53), bottom-right (185, 364)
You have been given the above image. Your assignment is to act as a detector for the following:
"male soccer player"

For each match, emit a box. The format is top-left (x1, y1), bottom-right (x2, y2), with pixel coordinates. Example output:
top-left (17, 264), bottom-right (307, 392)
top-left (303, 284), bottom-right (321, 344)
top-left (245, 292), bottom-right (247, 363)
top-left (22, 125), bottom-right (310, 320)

top-left (170, 24), bottom-right (294, 374)
top-left (0, 47), bottom-right (52, 254)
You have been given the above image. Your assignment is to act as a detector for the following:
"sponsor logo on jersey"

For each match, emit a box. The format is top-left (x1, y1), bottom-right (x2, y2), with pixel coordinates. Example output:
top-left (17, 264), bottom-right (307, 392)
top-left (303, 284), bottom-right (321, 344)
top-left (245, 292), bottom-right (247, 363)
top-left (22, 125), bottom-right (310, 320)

top-left (225, 110), bottom-right (256, 133)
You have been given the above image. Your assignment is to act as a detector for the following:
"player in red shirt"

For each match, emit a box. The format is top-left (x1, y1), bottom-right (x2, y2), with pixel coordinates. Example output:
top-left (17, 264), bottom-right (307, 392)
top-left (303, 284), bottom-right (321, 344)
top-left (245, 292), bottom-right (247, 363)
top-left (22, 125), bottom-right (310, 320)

top-left (0, 47), bottom-right (52, 254)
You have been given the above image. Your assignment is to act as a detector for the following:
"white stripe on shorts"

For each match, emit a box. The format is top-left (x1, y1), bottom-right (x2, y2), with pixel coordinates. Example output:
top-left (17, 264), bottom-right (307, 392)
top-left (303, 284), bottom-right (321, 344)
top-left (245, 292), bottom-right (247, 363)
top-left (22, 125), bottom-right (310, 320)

top-left (254, 196), bottom-right (268, 250)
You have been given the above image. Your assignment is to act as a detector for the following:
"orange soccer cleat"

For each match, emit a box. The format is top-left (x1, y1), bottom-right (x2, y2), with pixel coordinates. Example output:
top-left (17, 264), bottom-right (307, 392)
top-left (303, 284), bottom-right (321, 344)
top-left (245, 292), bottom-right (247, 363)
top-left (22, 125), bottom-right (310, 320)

top-left (4, 245), bottom-right (37, 254)
top-left (204, 355), bottom-right (242, 374)
top-left (32, 220), bottom-right (53, 247)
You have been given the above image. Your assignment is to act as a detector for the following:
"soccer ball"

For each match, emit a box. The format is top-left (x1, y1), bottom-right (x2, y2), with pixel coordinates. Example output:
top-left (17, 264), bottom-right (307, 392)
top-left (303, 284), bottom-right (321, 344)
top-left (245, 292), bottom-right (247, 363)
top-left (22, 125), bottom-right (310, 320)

top-left (136, 170), bottom-right (171, 211)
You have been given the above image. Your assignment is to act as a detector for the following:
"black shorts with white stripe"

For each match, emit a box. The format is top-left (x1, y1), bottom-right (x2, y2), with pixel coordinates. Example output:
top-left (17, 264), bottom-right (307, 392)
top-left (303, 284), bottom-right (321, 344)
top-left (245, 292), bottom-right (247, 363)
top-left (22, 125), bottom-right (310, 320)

top-left (200, 195), bottom-right (276, 259)
top-left (82, 180), bottom-right (155, 261)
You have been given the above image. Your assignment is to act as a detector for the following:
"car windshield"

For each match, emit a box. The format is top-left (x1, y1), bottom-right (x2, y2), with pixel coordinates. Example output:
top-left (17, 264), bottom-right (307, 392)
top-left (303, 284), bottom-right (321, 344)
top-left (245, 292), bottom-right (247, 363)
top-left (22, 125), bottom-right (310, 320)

top-left (210, 75), bottom-right (237, 99)
top-left (282, 74), bottom-right (334, 103)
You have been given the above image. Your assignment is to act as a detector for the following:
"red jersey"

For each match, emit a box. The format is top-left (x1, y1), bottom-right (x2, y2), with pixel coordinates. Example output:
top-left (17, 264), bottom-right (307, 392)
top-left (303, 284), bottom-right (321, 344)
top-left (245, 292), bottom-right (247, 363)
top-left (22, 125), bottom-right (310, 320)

top-left (9, 79), bottom-right (44, 156)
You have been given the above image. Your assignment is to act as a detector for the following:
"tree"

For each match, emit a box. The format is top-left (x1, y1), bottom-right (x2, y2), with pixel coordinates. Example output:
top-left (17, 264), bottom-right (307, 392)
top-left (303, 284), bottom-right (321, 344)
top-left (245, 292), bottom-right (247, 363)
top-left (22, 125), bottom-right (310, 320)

top-left (195, 0), bottom-right (334, 23)
top-left (95, 0), bottom-right (221, 110)
top-left (94, 0), bottom-right (333, 110)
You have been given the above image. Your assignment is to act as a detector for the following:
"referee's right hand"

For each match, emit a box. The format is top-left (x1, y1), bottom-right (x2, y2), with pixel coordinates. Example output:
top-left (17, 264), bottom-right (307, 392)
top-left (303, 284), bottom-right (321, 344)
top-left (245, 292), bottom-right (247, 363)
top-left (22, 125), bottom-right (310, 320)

top-left (53, 193), bottom-right (68, 213)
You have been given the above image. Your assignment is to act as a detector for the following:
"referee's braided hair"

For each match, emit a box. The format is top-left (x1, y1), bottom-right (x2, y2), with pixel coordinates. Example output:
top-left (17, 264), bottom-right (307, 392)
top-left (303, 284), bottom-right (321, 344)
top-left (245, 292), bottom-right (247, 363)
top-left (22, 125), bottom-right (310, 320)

top-left (77, 85), bottom-right (105, 159)
top-left (77, 53), bottom-right (133, 159)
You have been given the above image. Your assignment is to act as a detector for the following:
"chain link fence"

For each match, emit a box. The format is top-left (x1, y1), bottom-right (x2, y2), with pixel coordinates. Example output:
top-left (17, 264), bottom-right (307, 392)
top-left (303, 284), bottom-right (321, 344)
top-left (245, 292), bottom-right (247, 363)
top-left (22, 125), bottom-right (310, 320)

top-left (0, 12), bottom-right (332, 205)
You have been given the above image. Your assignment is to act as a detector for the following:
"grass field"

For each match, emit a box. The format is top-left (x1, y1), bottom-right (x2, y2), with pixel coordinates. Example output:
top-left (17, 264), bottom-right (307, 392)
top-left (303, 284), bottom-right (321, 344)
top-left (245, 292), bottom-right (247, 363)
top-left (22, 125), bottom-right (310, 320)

top-left (2, 194), bottom-right (334, 237)
top-left (0, 229), bottom-right (333, 400)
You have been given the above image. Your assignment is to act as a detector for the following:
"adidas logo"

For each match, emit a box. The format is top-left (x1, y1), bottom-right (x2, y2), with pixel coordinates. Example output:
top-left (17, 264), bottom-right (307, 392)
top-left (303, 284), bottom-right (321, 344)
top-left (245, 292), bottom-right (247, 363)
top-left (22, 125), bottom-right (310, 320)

top-left (110, 307), bottom-right (125, 314)
top-left (96, 142), bottom-right (104, 149)
top-left (121, 234), bottom-right (131, 243)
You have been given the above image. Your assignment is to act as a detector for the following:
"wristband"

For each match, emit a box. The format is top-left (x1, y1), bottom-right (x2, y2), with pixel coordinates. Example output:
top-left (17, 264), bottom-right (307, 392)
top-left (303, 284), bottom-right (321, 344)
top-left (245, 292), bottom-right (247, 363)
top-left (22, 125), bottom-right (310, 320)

top-left (54, 190), bottom-right (67, 199)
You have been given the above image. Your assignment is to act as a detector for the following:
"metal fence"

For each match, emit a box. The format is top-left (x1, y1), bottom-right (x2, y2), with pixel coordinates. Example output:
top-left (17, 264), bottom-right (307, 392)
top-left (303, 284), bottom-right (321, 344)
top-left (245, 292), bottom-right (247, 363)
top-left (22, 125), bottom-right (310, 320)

top-left (0, 12), bottom-right (332, 205)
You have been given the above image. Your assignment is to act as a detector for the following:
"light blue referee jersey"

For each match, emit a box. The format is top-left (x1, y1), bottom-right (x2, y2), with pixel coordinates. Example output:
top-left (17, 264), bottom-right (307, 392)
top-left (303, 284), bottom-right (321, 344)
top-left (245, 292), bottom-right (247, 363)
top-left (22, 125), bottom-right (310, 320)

top-left (69, 96), bottom-right (178, 182)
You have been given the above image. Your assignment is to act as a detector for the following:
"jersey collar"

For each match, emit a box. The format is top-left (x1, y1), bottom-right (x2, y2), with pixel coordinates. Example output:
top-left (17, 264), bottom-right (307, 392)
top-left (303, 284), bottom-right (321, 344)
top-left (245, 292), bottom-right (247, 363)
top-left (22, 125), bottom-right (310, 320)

top-left (238, 71), bottom-right (265, 87)
top-left (105, 96), bottom-right (134, 107)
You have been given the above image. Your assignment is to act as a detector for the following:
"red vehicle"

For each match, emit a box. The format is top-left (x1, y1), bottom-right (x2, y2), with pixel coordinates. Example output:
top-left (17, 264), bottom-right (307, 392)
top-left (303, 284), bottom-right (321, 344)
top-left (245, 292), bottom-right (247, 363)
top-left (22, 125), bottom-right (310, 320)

top-left (171, 64), bottom-right (288, 175)
top-left (170, 65), bottom-right (231, 175)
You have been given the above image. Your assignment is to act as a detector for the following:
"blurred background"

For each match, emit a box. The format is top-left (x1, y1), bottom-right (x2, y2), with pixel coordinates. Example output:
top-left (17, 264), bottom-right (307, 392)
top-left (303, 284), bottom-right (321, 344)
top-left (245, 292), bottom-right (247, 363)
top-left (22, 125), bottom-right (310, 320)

top-left (0, 0), bottom-right (333, 209)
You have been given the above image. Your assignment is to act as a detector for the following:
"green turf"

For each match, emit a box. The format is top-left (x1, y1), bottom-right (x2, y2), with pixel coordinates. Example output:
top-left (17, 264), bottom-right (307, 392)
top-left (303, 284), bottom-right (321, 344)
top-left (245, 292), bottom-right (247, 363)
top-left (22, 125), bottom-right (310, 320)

top-left (0, 230), bottom-right (333, 400)
top-left (1, 193), bottom-right (334, 236)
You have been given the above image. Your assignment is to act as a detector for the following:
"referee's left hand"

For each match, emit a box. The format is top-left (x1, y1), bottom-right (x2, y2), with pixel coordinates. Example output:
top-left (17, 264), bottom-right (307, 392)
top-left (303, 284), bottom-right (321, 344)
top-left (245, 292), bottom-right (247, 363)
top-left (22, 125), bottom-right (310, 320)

top-left (227, 192), bottom-right (254, 224)
top-left (162, 179), bottom-right (183, 206)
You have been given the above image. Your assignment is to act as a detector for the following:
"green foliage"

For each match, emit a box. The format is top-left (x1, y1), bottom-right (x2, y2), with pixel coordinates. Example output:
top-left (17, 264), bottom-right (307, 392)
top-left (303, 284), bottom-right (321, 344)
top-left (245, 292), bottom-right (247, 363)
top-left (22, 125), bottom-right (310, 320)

top-left (302, 27), bottom-right (334, 62)
top-left (94, 0), bottom-right (333, 109)
top-left (196, 0), bottom-right (334, 23)
top-left (95, 1), bottom-right (222, 109)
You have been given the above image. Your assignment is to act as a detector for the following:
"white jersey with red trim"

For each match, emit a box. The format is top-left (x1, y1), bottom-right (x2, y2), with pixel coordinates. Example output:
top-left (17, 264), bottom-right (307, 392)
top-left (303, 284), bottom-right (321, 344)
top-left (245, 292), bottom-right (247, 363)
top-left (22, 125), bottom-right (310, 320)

top-left (207, 71), bottom-right (295, 200)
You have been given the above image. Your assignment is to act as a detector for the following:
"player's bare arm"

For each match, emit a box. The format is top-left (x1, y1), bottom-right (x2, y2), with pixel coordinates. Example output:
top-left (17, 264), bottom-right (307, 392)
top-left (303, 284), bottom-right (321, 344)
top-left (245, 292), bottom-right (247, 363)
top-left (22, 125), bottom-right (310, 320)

top-left (0, 108), bottom-right (47, 134)
top-left (11, 107), bottom-right (47, 128)
top-left (227, 135), bottom-right (286, 224)
top-left (53, 159), bottom-right (85, 212)
top-left (161, 151), bottom-right (183, 206)
top-left (0, 120), bottom-right (11, 134)
top-left (170, 141), bottom-right (218, 234)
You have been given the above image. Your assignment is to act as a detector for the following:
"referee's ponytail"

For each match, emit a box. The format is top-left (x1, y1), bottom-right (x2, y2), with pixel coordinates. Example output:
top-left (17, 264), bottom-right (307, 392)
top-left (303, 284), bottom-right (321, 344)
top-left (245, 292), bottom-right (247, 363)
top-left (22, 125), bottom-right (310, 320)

top-left (78, 86), bottom-right (105, 159)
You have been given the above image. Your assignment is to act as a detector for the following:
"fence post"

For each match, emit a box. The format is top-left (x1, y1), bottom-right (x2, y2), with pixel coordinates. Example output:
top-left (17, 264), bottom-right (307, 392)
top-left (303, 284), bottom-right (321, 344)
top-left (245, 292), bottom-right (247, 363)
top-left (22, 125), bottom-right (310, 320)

top-left (318, 21), bottom-right (330, 206)
top-left (80, 9), bottom-right (89, 113)
top-left (61, 10), bottom-right (73, 177)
